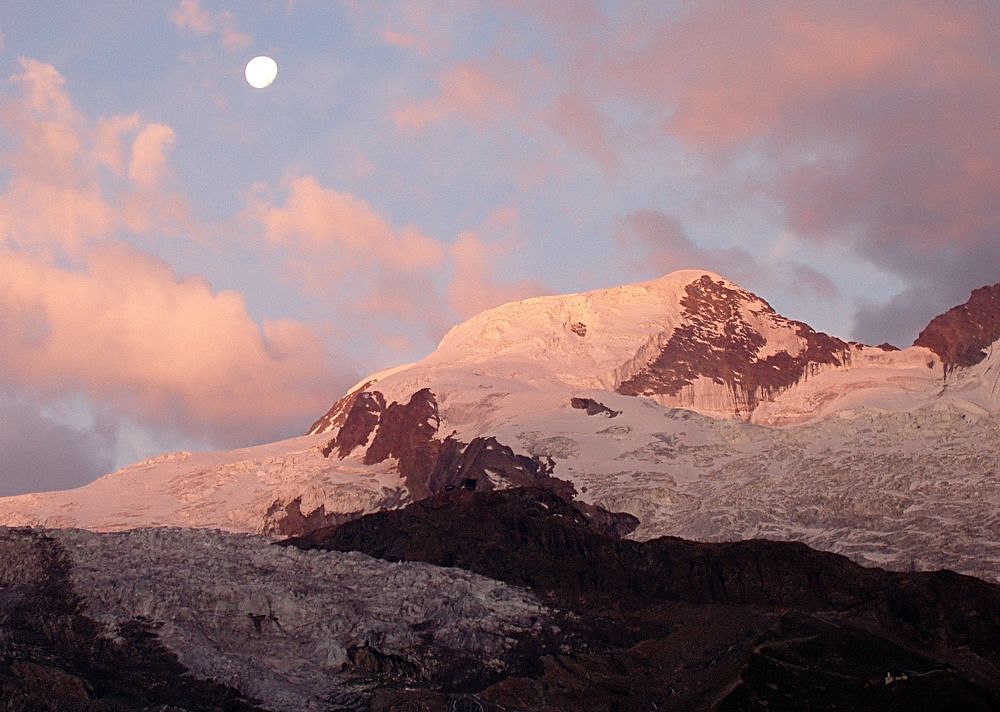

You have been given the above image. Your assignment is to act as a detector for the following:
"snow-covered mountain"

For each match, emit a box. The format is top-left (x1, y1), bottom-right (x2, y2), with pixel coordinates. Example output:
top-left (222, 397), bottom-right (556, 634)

top-left (2, 270), bottom-right (998, 580)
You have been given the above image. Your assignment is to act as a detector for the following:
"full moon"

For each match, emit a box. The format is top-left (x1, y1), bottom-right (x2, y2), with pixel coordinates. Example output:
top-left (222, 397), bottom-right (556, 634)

top-left (245, 56), bottom-right (278, 89)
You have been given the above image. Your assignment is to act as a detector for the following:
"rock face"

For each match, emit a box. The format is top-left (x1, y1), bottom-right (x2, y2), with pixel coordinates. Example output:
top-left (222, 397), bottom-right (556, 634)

top-left (570, 397), bottom-right (621, 417)
top-left (617, 275), bottom-right (853, 417)
top-left (915, 282), bottom-right (1000, 374)
top-left (321, 390), bottom-right (385, 458)
top-left (320, 387), bottom-right (575, 503)
top-left (308, 379), bottom-right (377, 436)
top-left (285, 488), bottom-right (1000, 710)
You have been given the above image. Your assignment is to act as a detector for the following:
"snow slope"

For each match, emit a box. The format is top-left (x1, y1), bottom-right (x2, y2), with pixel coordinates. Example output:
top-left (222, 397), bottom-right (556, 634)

top-left (1, 270), bottom-right (997, 580)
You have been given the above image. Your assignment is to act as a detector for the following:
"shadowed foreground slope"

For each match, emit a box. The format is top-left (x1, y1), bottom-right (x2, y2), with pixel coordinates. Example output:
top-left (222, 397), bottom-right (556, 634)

top-left (286, 487), bottom-right (1000, 711)
top-left (0, 529), bottom-right (262, 712)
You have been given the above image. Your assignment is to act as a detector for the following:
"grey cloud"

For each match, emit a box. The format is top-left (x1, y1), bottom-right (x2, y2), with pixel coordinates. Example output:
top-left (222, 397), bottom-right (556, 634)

top-left (0, 396), bottom-right (117, 496)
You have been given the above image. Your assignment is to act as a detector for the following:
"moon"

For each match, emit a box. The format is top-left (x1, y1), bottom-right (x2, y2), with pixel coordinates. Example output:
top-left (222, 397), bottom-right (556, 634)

top-left (245, 56), bottom-right (278, 89)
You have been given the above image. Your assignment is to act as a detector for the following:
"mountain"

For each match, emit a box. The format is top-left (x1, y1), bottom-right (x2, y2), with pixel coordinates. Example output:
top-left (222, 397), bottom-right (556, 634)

top-left (1, 270), bottom-right (998, 580)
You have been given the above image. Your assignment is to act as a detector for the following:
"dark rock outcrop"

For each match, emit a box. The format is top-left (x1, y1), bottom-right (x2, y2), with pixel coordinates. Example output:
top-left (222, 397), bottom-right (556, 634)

top-left (321, 390), bottom-right (385, 458)
top-left (423, 435), bottom-right (573, 500)
top-left (617, 275), bottom-right (854, 417)
top-left (263, 497), bottom-right (364, 537)
top-left (915, 282), bottom-right (1000, 375)
top-left (363, 388), bottom-right (442, 497)
top-left (308, 379), bottom-right (375, 435)
top-left (318, 387), bottom-right (576, 506)
top-left (570, 397), bottom-right (621, 417)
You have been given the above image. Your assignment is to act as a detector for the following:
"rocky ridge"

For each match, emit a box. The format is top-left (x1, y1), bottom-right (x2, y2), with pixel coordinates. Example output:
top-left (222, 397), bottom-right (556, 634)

top-left (916, 282), bottom-right (1000, 374)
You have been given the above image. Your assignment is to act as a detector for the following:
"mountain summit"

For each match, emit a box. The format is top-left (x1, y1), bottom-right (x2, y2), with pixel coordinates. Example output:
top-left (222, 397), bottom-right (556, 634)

top-left (313, 270), bottom-right (859, 429)
top-left (1, 270), bottom-right (998, 581)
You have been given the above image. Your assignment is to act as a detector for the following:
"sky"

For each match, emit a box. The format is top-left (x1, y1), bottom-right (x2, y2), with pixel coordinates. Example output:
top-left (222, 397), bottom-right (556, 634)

top-left (0, 1), bottom-right (997, 495)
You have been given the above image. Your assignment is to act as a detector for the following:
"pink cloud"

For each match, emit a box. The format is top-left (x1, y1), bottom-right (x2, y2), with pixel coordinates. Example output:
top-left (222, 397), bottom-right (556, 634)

top-left (381, 27), bottom-right (428, 55)
top-left (249, 177), bottom-right (550, 342)
top-left (0, 244), bottom-right (346, 444)
top-left (448, 231), bottom-right (546, 320)
top-left (92, 114), bottom-right (142, 175)
top-left (172, 0), bottom-right (213, 34)
top-left (249, 176), bottom-right (448, 337)
top-left (8, 57), bottom-right (75, 117)
top-left (355, 1), bottom-right (462, 57)
top-left (546, 93), bottom-right (617, 170)
top-left (255, 176), bottom-right (444, 272)
top-left (0, 179), bottom-right (117, 253)
top-left (394, 63), bottom-right (515, 131)
top-left (170, 0), bottom-right (251, 51)
top-left (1, 60), bottom-right (193, 249)
top-left (129, 123), bottom-right (176, 190)
top-left (605, 3), bottom-right (923, 148)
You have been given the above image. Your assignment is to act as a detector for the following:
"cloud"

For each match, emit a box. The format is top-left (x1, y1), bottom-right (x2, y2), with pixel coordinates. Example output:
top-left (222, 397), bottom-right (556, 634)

top-left (92, 114), bottom-right (142, 175)
top-left (352, 1), bottom-right (462, 57)
top-left (256, 176), bottom-right (444, 270)
top-left (0, 57), bottom-right (352, 447)
top-left (617, 209), bottom-right (839, 305)
top-left (171, 0), bottom-right (251, 52)
top-left (248, 176), bottom-right (551, 349)
top-left (0, 59), bottom-right (190, 251)
top-left (617, 210), bottom-right (751, 280)
top-left (128, 123), bottom-right (176, 190)
top-left (592, 1), bottom-right (1000, 343)
top-left (612, 3), bottom-right (915, 148)
top-left (250, 175), bottom-right (447, 335)
top-left (0, 395), bottom-right (118, 496)
top-left (851, 286), bottom-right (956, 348)
top-left (381, 27), bottom-right (428, 55)
top-left (0, 244), bottom-right (348, 445)
top-left (172, 0), bottom-right (213, 34)
top-left (545, 93), bottom-right (617, 171)
top-left (448, 231), bottom-right (546, 319)
top-left (394, 63), bottom-right (516, 131)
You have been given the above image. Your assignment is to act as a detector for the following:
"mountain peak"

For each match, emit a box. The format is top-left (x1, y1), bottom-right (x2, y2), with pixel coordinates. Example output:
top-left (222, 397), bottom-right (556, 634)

top-left (415, 269), bottom-right (856, 420)
top-left (616, 273), bottom-right (853, 417)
